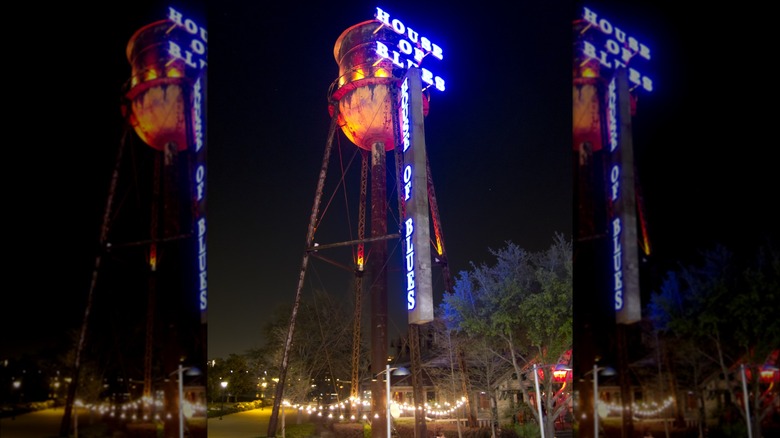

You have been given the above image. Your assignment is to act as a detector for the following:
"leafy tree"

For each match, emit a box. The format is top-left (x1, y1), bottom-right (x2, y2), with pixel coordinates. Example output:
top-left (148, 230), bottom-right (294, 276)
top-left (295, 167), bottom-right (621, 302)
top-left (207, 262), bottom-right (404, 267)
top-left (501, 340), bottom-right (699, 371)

top-left (648, 242), bottom-right (780, 438)
top-left (207, 353), bottom-right (254, 403)
top-left (440, 234), bottom-right (573, 438)
top-left (263, 289), bottom-right (354, 410)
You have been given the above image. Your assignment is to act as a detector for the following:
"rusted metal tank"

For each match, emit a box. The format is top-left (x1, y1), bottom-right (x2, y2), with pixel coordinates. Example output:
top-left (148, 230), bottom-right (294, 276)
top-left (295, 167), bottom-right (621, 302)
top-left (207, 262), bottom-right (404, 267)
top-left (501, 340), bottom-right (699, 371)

top-left (125, 19), bottom-right (196, 152)
top-left (330, 19), bottom-right (428, 151)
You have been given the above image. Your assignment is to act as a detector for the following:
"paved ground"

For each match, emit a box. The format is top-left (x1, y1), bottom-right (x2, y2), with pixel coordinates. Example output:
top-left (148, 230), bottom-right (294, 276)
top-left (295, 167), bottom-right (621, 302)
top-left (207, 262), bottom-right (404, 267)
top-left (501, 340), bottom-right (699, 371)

top-left (207, 408), bottom-right (271, 438)
top-left (0, 407), bottom-right (302, 438)
top-left (0, 407), bottom-right (89, 438)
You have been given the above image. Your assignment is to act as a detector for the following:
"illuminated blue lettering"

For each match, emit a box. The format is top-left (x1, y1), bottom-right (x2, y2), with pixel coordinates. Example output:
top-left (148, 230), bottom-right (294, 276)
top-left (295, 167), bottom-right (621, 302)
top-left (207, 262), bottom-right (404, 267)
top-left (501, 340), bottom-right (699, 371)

top-left (582, 7), bottom-right (599, 27)
top-left (610, 165), bottom-right (619, 201)
top-left (614, 28), bottom-right (626, 44)
top-left (580, 6), bottom-right (652, 92)
top-left (606, 39), bottom-right (620, 55)
top-left (642, 76), bottom-right (653, 92)
top-left (197, 217), bottom-right (207, 311)
top-left (421, 69), bottom-right (434, 86)
top-left (376, 41), bottom-right (390, 59)
top-left (168, 41), bottom-right (197, 69)
top-left (168, 7), bottom-right (184, 26)
top-left (401, 78), bottom-right (411, 152)
top-left (406, 28), bottom-right (419, 44)
top-left (435, 76), bottom-right (446, 92)
top-left (374, 7), bottom-right (391, 25)
top-left (406, 271), bottom-right (415, 291)
top-left (166, 7), bottom-right (207, 70)
top-left (405, 216), bottom-right (415, 310)
top-left (608, 79), bottom-right (618, 152)
top-left (399, 39), bottom-right (413, 56)
top-left (405, 217), bottom-right (414, 237)
top-left (191, 39), bottom-right (205, 55)
top-left (193, 79), bottom-right (204, 152)
top-left (196, 165), bottom-right (205, 201)
top-left (373, 7), bottom-right (445, 90)
top-left (612, 218), bottom-right (623, 310)
top-left (403, 165), bottom-right (412, 200)
top-left (392, 18), bottom-right (405, 35)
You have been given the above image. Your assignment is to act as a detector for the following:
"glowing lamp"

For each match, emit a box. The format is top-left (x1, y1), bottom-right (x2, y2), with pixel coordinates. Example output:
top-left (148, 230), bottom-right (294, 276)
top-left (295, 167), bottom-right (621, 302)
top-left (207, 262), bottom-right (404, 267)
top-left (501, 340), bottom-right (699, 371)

top-left (329, 20), bottom-right (428, 151)
top-left (125, 20), bottom-right (194, 152)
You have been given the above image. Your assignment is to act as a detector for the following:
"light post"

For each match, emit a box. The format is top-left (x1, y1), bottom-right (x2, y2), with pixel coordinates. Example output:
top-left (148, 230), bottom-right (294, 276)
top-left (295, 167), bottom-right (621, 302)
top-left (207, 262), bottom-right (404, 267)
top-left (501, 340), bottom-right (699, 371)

top-left (377, 365), bottom-right (410, 438)
top-left (532, 364), bottom-right (544, 438)
top-left (740, 364), bottom-right (753, 438)
top-left (220, 380), bottom-right (228, 420)
top-left (589, 364), bottom-right (616, 438)
top-left (530, 363), bottom-right (572, 438)
top-left (173, 365), bottom-right (202, 438)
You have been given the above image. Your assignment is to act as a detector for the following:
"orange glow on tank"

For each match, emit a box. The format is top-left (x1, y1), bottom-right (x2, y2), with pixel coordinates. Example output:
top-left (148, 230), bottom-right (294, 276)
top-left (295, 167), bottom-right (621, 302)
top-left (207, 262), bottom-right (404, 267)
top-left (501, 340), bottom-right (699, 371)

top-left (149, 244), bottom-right (157, 271)
top-left (352, 68), bottom-right (366, 81)
top-left (125, 19), bottom-right (194, 152)
top-left (374, 66), bottom-right (391, 78)
top-left (330, 20), bottom-right (429, 151)
top-left (144, 68), bottom-right (159, 82)
top-left (167, 65), bottom-right (184, 78)
top-left (581, 67), bottom-right (597, 78)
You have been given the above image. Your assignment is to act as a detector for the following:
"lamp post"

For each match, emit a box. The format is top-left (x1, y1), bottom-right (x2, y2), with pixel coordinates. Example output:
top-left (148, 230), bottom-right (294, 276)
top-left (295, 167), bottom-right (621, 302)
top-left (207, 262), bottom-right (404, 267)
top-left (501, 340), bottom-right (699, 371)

top-left (532, 364), bottom-right (545, 438)
top-left (739, 364), bottom-right (753, 438)
top-left (178, 365), bottom-right (185, 438)
top-left (220, 380), bottom-right (228, 420)
top-left (378, 365), bottom-right (410, 438)
top-left (174, 365), bottom-right (202, 438)
top-left (590, 364), bottom-right (616, 438)
top-left (530, 363), bottom-right (572, 438)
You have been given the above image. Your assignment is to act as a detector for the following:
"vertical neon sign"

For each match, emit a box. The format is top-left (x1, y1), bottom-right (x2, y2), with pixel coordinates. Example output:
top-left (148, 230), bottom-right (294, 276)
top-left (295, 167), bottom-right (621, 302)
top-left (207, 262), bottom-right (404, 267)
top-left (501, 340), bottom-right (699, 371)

top-left (580, 5), bottom-right (650, 324)
top-left (607, 71), bottom-right (641, 324)
top-left (167, 6), bottom-right (208, 322)
top-left (400, 68), bottom-right (433, 324)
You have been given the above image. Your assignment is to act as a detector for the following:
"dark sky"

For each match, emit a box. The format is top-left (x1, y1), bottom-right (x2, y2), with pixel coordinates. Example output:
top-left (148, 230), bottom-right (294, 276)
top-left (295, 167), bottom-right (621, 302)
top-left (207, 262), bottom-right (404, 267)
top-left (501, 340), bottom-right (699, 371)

top-left (4, 1), bottom-right (777, 364)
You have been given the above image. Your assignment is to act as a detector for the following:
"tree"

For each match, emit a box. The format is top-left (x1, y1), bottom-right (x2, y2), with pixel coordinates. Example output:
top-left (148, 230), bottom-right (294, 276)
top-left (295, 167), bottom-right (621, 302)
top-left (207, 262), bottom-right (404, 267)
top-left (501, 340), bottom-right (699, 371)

top-left (262, 289), bottom-right (354, 410)
top-left (440, 234), bottom-right (573, 437)
top-left (648, 242), bottom-right (780, 437)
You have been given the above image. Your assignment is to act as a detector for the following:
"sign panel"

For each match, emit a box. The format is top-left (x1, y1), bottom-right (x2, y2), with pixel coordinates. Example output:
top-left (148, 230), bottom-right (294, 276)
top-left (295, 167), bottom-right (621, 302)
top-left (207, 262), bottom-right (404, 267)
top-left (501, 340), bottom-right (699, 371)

top-left (400, 68), bottom-right (433, 324)
top-left (607, 71), bottom-right (641, 324)
top-left (167, 6), bottom-right (208, 323)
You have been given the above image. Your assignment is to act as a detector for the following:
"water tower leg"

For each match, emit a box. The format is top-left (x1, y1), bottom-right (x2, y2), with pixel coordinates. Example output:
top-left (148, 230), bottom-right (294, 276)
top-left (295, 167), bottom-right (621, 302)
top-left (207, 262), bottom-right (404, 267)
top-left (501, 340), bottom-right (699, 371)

top-left (370, 140), bottom-right (389, 438)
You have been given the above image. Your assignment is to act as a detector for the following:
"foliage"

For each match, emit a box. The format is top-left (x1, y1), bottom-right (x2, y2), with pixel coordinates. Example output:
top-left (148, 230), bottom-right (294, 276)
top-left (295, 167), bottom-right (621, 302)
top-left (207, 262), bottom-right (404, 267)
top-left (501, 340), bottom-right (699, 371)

top-left (261, 288), bottom-right (355, 405)
top-left (439, 234), bottom-right (573, 438)
top-left (647, 241), bottom-right (780, 437)
top-left (281, 422), bottom-right (317, 438)
top-left (509, 421), bottom-right (539, 438)
top-left (207, 353), bottom-right (255, 402)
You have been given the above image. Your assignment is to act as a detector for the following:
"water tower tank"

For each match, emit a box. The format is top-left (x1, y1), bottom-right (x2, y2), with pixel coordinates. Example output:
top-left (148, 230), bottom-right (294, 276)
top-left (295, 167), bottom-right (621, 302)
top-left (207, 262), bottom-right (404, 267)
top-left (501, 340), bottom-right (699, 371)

top-left (330, 20), bottom-right (429, 151)
top-left (125, 20), bottom-right (194, 152)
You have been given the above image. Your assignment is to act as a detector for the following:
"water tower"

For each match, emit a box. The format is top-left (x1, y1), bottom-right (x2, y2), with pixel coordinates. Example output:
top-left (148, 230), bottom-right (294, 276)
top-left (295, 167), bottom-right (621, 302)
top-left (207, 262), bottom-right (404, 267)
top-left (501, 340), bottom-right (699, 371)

top-left (268, 8), bottom-right (451, 438)
top-left (125, 13), bottom-right (196, 420)
top-left (125, 11), bottom-right (208, 434)
top-left (61, 8), bottom-right (208, 438)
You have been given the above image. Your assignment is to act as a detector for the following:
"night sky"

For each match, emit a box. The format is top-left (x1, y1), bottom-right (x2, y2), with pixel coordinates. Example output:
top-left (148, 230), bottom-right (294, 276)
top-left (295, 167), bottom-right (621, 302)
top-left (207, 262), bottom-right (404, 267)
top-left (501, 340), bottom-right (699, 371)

top-left (4, 0), bottom-right (777, 367)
